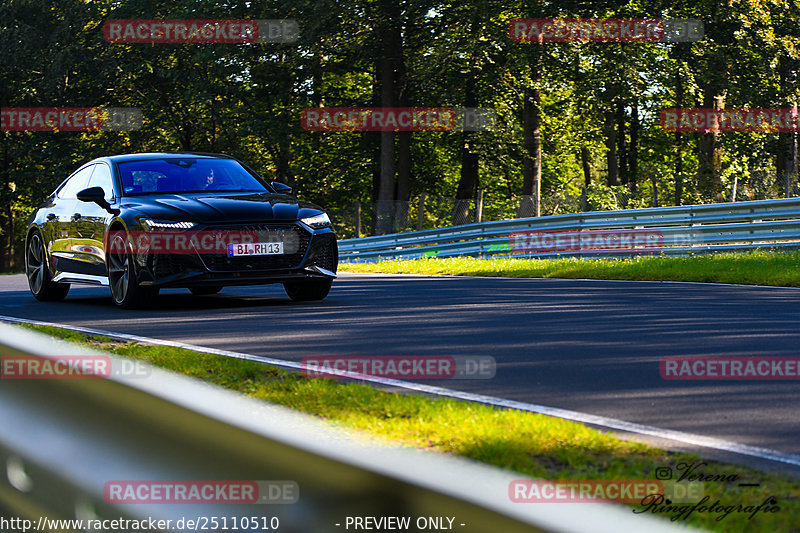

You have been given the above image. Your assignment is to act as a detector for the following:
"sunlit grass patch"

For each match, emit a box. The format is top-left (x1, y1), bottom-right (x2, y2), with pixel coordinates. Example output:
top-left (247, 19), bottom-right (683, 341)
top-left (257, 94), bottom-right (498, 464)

top-left (339, 249), bottom-right (800, 287)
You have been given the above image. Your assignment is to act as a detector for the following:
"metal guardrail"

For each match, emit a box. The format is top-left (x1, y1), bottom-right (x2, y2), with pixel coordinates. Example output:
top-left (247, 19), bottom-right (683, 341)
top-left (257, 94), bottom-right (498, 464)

top-left (338, 198), bottom-right (800, 262)
top-left (0, 323), bottom-right (691, 532)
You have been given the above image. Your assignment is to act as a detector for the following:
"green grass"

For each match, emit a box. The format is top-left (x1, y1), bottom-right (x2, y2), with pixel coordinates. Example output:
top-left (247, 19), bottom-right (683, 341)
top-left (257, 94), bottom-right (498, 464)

top-left (339, 249), bottom-right (800, 287)
top-left (17, 324), bottom-right (800, 532)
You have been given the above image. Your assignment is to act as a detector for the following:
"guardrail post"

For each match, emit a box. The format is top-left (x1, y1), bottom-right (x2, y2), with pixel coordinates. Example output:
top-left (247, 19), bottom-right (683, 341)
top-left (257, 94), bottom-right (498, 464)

top-left (355, 201), bottom-right (362, 237)
top-left (417, 193), bottom-right (426, 231)
top-left (476, 189), bottom-right (484, 223)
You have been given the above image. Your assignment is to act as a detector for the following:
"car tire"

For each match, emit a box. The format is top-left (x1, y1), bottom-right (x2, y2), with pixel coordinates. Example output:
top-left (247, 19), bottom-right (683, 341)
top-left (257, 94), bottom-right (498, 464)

top-left (283, 279), bottom-right (333, 301)
top-left (189, 286), bottom-right (223, 296)
top-left (25, 229), bottom-right (70, 301)
top-left (107, 231), bottom-right (159, 309)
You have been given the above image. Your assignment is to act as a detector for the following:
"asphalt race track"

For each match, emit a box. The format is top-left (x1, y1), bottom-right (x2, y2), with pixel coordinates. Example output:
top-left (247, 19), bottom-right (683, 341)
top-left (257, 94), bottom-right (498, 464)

top-left (2, 272), bottom-right (799, 458)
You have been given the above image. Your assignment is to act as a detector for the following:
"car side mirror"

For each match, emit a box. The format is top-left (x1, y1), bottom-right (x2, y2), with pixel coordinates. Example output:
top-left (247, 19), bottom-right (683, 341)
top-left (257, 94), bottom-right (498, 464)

top-left (77, 186), bottom-right (120, 215)
top-left (271, 182), bottom-right (292, 194)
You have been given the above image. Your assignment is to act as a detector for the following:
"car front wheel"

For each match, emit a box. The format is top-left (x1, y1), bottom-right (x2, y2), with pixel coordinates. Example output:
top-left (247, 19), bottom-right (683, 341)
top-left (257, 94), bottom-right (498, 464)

top-left (107, 231), bottom-right (158, 309)
top-left (25, 229), bottom-right (70, 301)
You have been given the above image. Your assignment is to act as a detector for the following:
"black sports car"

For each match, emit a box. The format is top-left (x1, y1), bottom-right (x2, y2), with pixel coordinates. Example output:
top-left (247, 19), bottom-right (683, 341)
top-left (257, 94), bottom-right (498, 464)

top-left (25, 153), bottom-right (338, 308)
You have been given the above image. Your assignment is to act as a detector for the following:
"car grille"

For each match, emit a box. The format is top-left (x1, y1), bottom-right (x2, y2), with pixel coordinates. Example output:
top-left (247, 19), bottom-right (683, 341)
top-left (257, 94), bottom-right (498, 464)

top-left (153, 254), bottom-right (196, 278)
top-left (313, 239), bottom-right (338, 271)
top-left (199, 223), bottom-right (310, 271)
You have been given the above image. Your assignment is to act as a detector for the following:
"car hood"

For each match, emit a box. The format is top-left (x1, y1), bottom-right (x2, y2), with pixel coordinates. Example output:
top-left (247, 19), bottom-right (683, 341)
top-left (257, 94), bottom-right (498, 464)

top-left (121, 192), bottom-right (325, 224)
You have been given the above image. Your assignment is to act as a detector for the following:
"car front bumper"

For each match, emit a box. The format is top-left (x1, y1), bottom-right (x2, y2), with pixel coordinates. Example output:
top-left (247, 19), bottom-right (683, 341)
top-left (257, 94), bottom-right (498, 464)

top-left (133, 223), bottom-right (338, 289)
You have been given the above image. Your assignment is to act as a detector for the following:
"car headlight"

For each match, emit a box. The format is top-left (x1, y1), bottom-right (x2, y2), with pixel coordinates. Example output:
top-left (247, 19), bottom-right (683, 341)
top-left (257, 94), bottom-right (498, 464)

top-left (301, 213), bottom-right (331, 229)
top-left (140, 219), bottom-right (196, 231)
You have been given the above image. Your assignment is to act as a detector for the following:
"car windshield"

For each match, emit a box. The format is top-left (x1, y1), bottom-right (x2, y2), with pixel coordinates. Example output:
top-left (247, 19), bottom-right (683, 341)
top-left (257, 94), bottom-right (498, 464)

top-left (118, 158), bottom-right (269, 195)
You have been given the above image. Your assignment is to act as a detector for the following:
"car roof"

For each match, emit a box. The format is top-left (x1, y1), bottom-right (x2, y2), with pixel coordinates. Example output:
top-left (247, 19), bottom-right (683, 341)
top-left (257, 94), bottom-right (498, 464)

top-left (90, 152), bottom-right (237, 165)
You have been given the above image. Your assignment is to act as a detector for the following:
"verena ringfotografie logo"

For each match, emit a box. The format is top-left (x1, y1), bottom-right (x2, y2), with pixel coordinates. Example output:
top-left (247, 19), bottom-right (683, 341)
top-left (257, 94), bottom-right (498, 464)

top-left (300, 107), bottom-right (496, 132)
top-left (509, 479), bottom-right (703, 503)
top-left (642, 462), bottom-right (779, 522)
top-left (661, 108), bottom-right (800, 132)
top-left (509, 19), bottom-right (703, 43)
top-left (301, 356), bottom-right (496, 380)
top-left (104, 480), bottom-right (298, 504)
top-left (510, 229), bottom-right (664, 254)
top-left (1, 107), bottom-right (142, 132)
top-left (661, 356), bottom-right (800, 380)
top-left (107, 229), bottom-right (268, 255)
top-left (103, 19), bottom-right (298, 44)
top-left (1, 355), bottom-right (149, 379)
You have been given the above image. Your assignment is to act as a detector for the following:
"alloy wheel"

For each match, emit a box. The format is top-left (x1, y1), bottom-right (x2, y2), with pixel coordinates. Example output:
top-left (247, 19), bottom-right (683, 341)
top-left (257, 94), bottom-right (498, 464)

top-left (26, 233), bottom-right (45, 295)
top-left (108, 233), bottom-right (130, 304)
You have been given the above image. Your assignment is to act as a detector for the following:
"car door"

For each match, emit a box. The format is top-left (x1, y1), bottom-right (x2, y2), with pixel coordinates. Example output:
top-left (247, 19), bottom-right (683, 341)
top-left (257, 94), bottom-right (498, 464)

top-left (72, 163), bottom-right (116, 276)
top-left (47, 165), bottom-right (94, 276)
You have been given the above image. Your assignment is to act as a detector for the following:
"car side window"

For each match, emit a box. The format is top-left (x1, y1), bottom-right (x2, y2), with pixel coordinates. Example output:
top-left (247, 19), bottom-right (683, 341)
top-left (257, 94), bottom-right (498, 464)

top-left (57, 165), bottom-right (95, 199)
top-left (87, 163), bottom-right (115, 200)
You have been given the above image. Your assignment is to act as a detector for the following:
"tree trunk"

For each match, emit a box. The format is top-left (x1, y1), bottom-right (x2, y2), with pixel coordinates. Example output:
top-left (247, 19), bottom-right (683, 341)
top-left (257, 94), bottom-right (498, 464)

top-left (374, 0), bottom-right (401, 234)
top-left (454, 77), bottom-right (478, 225)
top-left (454, 136), bottom-right (478, 225)
top-left (675, 130), bottom-right (684, 206)
top-left (580, 147), bottom-right (591, 211)
top-left (604, 107), bottom-right (618, 186)
top-left (521, 49), bottom-right (542, 217)
top-left (0, 140), bottom-right (8, 271)
top-left (617, 99), bottom-right (628, 187)
top-left (778, 54), bottom-right (798, 198)
top-left (629, 98), bottom-right (639, 196)
top-left (697, 87), bottom-right (725, 201)
top-left (651, 175), bottom-right (659, 207)
top-left (394, 22), bottom-right (411, 231)
top-left (674, 72), bottom-right (684, 206)
top-left (672, 50), bottom-right (687, 206)
top-left (395, 132), bottom-right (411, 230)
top-left (5, 204), bottom-right (13, 271)
top-left (377, 132), bottom-right (395, 234)
top-left (371, 59), bottom-right (381, 228)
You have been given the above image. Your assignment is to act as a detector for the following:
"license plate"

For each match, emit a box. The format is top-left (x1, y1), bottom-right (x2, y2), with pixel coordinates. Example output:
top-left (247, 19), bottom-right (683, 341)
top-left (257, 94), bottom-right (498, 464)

top-left (227, 242), bottom-right (284, 257)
